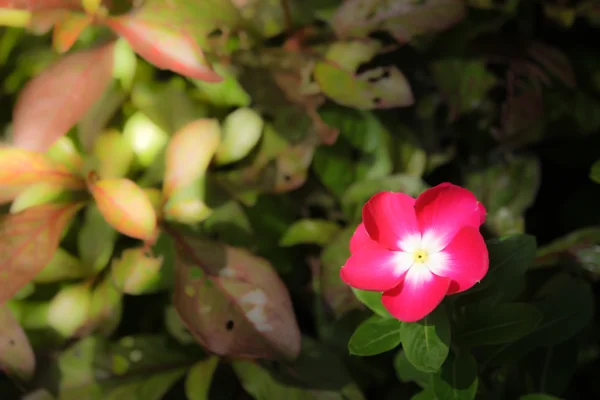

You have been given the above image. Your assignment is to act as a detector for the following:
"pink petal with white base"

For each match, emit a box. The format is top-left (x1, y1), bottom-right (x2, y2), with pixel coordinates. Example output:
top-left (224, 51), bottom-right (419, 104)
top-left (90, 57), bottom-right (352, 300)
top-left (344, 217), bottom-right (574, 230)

top-left (381, 265), bottom-right (450, 322)
top-left (349, 223), bottom-right (378, 253)
top-left (340, 246), bottom-right (413, 292)
top-left (415, 183), bottom-right (484, 251)
top-left (362, 192), bottom-right (420, 251)
top-left (427, 226), bottom-right (488, 294)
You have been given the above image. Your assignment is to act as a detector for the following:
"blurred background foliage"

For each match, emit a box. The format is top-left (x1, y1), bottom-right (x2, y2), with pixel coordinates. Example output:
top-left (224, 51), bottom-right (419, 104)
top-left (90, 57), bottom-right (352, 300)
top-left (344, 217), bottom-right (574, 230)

top-left (1, 0), bottom-right (600, 399)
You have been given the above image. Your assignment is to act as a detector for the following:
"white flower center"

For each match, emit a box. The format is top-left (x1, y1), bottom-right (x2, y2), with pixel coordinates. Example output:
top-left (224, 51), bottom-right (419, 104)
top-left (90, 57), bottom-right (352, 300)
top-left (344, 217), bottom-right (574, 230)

top-left (395, 231), bottom-right (447, 275)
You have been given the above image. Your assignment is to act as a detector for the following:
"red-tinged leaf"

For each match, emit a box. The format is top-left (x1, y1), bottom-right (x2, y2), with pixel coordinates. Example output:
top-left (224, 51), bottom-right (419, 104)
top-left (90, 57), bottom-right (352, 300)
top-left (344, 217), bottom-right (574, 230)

top-left (0, 147), bottom-right (85, 196)
top-left (173, 235), bottom-right (301, 361)
top-left (104, 0), bottom-right (241, 82)
top-left (526, 41), bottom-right (576, 88)
top-left (52, 11), bottom-right (93, 53)
top-left (89, 178), bottom-right (157, 241)
top-left (0, 202), bottom-right (83, 304)
top-left (332, 0), bottom-right (465, 43)
top-left (12, 41), bottom-right (115, 152)
top-left (0, 0), bottom-right (79, 11)
top-left (0, 305), bottom-right (35, 381)
top-left (163, 119), bottom-right (221, 199)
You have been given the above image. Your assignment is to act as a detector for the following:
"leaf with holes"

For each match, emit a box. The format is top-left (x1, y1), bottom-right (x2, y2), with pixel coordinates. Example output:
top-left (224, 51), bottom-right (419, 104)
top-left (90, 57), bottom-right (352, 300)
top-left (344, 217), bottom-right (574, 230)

top-left (173, 235), bottom-right (301, 360)
top-left (0, 202), bottom-right (83, 304)
top-left (105, 0), bottom-right (241, 81)
top-left (12, 41), bottom-right (115, 152)
top-left (332, 0), bottom-right (465, 43)
top-left (0, 148), bottom-right (84, 202)
top-left (0, 305), bottom-right (35, 381)
top-left (89, 178), bottom-right (157, 241)
top-left (314, 41), bottom-right (413, 109)
top-left (163, 119), bottom-right (221, 199)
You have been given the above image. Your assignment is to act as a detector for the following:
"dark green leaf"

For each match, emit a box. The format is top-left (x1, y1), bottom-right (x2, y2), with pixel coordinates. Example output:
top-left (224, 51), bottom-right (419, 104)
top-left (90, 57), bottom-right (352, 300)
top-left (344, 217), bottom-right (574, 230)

top-left (482, 276), bottom-right (593, 366)
top-left (400, 306), bottom-right (451, 373)
top-left (590, 160), bottom-right (600, 184)
top-left (527, 338), bottom-right (578, 397)
top-left (460, 303), bottom-right (543, 346)
top-left (394, 350), bottom-right (432, 388)
top-left (431, 58), bottom-right (496, 118)
top-left (519, 395), bottom-right (562, 400)
top-left (432, 352), bottom-right (478, 400)
top-left (348, 315), bottom-right (403, 356)
top-left (466, 234), bottom-right (536, 305)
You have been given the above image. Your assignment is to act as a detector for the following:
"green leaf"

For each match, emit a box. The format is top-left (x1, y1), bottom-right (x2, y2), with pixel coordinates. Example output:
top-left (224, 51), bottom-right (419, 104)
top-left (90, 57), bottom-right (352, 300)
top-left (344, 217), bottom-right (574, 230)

top-left (55, 335), bottom-right (195, 399)
top-left (320, 227), bottom-right (362, 317)
top-left (526, 337), bottom-right (578, 397)
top-left (411, 388), bottom-right (438, 400)
top-left (459, 303), bottom-right (543, 346)
top-left (233, 358), bottom-right (364, 400)
top-left (0, 305), bottom-right (35, 382)
top-left (314, 107), bottom-right (393, 198)
top-left (465, 156), bottom-right (541, 235)
top-left (394, 350), bottom-right (432, 388)
top-left (482, 276), bottom-right (593, 366)
top-left (351, 288), bottom-right (392, 318)
top-left (519, 395), bottom-right (562, 400)
top-left (191, 63), bottom-right (251, 107)
top-left (432, 352), bottom-right (478, 400)
top-left (280, 219), bottom-right (341, 247)
top-left (431, 58), bottom-right (496, 118)
top-left (590, 159), bottom-right (600, 184)
top-left (78, 204), bottom-right (117, 273)
top-left (185, 356), bottom-right (219, 400)
top-left (348, 315), bottom-right (403, 356)
top-left (400, 306), bottom-right (451, 373)
top-left (464, 234), bottom-right (536, 306)
top-left (341, 174), bottom-right (428, 221)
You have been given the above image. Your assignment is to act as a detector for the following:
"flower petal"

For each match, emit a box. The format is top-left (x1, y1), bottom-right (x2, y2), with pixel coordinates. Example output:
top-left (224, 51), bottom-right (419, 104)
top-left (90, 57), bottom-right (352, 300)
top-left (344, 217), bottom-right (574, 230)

top-left (427, 226), bottom-right (489, 294)
top-left (349, 223), bottom-right (378, 253)
top-left (362, 191), bottom-right (420, 251)
top-left (415, 183), bottom-right (484, 251)
top-left (340, 245), bottom-right (413, 292)
top-left (381, 264), bottom-right (450, 322)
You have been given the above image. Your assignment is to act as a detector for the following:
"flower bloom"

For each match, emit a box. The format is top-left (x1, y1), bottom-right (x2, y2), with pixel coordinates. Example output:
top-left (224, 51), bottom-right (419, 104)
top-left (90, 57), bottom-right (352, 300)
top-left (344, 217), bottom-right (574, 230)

top-left (340, 183), bottom-right (489, 322)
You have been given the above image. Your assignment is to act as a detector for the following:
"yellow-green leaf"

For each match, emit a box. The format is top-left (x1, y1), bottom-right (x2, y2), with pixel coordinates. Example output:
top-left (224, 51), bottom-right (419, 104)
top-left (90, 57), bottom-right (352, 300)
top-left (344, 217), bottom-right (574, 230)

top-left (163, 118), bottom-right (221, 199)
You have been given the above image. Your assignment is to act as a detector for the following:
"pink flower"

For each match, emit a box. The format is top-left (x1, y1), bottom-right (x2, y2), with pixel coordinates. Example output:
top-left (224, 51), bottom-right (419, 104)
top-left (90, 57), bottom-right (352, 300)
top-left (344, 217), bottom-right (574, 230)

top-left (340, 183), bottom-right (489, 322)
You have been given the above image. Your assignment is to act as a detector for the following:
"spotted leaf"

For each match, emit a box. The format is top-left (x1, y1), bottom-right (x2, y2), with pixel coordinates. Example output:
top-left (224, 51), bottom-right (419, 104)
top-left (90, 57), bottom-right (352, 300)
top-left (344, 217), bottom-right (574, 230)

top-left (173, 235), bottom-right (301, 360)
